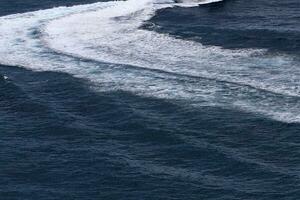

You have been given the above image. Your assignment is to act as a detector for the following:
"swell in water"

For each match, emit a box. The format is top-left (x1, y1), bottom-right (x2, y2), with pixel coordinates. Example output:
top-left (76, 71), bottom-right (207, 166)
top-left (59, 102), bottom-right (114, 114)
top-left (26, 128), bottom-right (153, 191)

top-left (0, 0), bottom-right (299, 123)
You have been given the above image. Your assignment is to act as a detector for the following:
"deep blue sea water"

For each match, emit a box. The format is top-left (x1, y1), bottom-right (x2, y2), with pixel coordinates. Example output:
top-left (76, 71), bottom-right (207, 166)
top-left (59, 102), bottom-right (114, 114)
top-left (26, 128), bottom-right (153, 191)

top-left (0, 0), bottom-right (299, 199)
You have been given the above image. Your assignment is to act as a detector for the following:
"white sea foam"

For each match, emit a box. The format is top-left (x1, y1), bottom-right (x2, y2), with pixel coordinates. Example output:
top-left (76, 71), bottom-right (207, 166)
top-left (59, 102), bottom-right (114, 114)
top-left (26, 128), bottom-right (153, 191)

top-left (172, 0), bottom-right (224, 7)
top-left (0, 0), bottom-right (299, 123)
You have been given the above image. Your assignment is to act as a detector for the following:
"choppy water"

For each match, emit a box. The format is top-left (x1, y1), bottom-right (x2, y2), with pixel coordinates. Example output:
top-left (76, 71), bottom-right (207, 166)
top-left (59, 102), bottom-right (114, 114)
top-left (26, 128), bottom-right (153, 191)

top-left (0, 0), bottom-right (299, 199)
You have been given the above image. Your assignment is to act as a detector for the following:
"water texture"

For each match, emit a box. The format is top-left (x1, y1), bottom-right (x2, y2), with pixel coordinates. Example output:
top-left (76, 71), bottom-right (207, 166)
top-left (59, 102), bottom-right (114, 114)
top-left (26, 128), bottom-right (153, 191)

top-left (0, 0), bottom-right (299, 199)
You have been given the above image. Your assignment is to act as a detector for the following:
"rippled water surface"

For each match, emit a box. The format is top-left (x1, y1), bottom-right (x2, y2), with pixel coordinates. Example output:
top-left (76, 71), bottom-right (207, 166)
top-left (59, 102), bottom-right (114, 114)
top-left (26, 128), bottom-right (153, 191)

top-left (0, 0), bottom-right (299, 199)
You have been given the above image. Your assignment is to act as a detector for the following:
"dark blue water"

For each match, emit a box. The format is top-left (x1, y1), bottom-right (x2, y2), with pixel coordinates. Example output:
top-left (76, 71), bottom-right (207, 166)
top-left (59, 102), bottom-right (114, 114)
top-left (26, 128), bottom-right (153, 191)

top-left (149, 0), bottom-right (300, 54)
top-left (0, 1), bottom-right (299, 199)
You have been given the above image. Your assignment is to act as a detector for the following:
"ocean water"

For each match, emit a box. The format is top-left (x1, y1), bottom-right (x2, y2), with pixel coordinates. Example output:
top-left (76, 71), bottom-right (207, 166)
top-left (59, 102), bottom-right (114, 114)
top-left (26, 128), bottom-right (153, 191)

top-left (0, 0), bottom-right (299, 199)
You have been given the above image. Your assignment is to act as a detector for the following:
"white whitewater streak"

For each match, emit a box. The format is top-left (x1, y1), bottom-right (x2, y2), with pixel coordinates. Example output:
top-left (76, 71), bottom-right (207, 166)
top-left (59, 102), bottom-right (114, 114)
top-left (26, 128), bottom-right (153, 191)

top-left (0, 0), bottom-right (299, 123)
top-left (43, 0), bottom-right (300, 98)
top-left (172, 0), bottom-right (224, 7)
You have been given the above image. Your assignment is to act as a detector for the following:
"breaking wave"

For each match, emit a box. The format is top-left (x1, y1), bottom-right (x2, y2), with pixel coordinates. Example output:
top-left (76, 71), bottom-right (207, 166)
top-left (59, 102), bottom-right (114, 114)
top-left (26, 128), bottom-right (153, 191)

top-left (0, 0), bottom-right (299, 123)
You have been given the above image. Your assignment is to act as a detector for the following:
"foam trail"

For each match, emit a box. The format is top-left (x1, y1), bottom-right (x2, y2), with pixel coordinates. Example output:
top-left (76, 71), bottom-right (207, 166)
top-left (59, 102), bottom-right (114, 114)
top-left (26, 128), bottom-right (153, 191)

top-left (43, 0), bottom-right (300, 97)
top-left (0, 0), bottom-right (299, 123)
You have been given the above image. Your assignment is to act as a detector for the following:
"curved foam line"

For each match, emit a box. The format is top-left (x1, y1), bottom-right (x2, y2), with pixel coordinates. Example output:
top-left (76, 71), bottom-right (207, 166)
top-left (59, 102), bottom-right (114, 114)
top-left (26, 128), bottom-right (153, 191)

top-left (43, 0), bottom-right (300, 98)
top-left (0, 0), bottom-right (299, 123)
